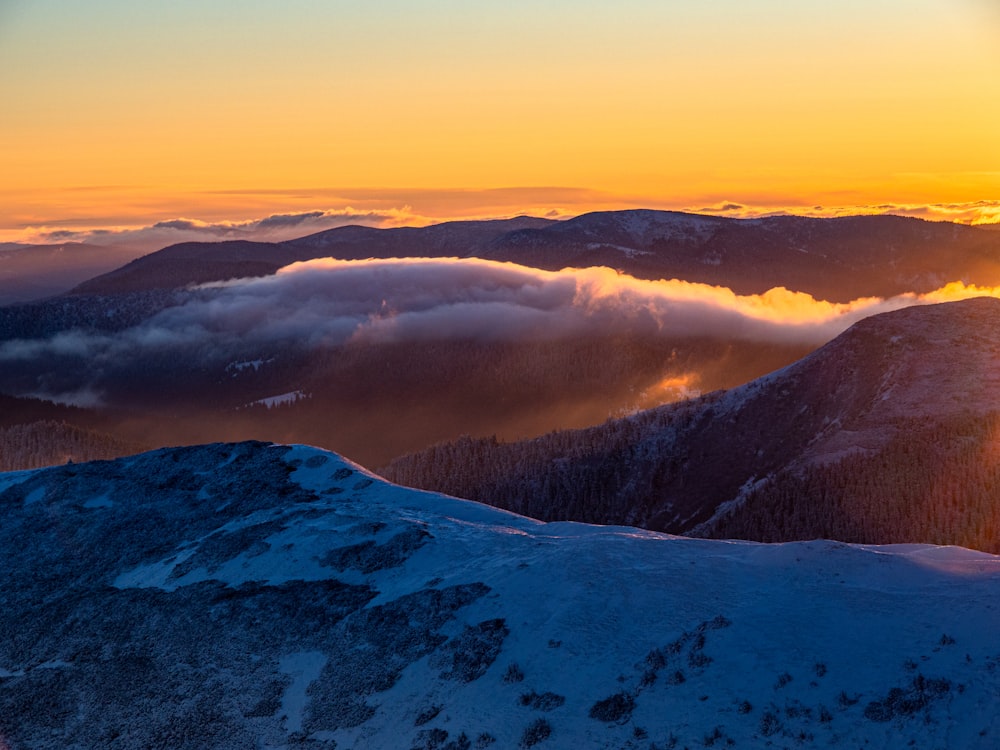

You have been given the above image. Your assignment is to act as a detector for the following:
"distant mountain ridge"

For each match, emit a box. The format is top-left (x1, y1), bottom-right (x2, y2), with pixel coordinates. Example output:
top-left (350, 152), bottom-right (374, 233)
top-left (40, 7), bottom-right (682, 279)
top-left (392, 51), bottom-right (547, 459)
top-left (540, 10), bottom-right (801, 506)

top-left (477, 211), bottom-right (1000, 300)
top-left (382, 297), bottom-right (1000, 552)
top-left (69, 210), bottom-right (1000, 301)
top-left (7, 213), bottom-right (1000, 487)
top-left (69, 216), bottom-right (555, 295)
top-left (1, 441), bottom-right (997, 748)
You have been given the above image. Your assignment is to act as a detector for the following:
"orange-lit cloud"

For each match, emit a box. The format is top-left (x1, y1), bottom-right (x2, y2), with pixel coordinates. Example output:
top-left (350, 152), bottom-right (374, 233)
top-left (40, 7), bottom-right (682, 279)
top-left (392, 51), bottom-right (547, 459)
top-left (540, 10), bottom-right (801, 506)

top-left (691, 199), bottom-right (1000, 227)
top-left (0, 187), bottom-right (598, 248)
top-left (14, 207), bottom-right (423, 250)
top-left (641, 374), bottom-right (700, 405)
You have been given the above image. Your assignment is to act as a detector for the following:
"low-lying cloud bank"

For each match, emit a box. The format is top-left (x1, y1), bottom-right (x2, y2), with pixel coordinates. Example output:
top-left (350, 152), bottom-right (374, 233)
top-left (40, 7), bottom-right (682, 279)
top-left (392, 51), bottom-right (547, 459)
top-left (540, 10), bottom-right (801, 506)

top-left (3, 259), bottom-right (998, 374)
top-left (243, 258), bottom-right (999, 347)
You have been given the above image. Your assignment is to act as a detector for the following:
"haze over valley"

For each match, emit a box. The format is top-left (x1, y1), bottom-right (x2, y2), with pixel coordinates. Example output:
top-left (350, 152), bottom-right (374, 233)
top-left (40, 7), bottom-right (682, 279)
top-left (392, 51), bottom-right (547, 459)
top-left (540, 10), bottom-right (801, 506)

top-left (4, 211), bottom-right (1000, 468)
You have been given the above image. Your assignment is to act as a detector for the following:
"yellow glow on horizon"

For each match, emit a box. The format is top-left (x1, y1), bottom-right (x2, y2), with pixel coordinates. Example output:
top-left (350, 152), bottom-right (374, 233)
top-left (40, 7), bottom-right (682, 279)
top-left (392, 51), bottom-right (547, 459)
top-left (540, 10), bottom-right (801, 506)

top-left (4, 185), bottom-right (1000, 249)
top-left (920, 282), bottom-right (1000, 304)
top-left (1, 1), bottom-right (998, 242)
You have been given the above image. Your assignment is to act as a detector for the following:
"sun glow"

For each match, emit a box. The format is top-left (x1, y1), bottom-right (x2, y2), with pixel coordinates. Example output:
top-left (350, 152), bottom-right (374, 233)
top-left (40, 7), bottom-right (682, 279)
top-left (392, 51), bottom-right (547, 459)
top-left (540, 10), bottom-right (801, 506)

top-left (920, 282), bottom-right (1000, 304)
top-left (644, 374), bottom-right (701, 405)
top-left (0, 2), bottom-right (998, 245)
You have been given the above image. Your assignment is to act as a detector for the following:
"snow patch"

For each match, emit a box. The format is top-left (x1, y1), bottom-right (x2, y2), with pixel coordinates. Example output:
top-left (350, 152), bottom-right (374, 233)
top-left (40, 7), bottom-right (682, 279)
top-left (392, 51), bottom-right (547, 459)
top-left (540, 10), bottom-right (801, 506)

top-left (24, 486), bottom-right (46, 506)
top-left (245, 390), bottom-right (307, 408)
top-left (113, 547), bottom-right (199, 590)
top-left (585, 242), bottom-right (652, 258)
top-left (278, 651), bottom-right (328, 734)
top-left (83, 494), bottom-right (113, 509)
top-left (36, 659), bottom-right (73, 670)
top-left (225, 358), bottom-right (273, 376)
top-left (0, 469), bottom-right (32, 495)
top-left (687, 476), bottom-right (767, 536)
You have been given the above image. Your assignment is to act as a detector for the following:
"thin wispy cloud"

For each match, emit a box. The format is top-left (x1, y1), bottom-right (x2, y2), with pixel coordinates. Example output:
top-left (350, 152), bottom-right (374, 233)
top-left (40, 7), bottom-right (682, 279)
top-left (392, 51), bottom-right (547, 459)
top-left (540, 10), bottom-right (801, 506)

top-left (13, 196), bottom-right (999, 253)
top-left (688, 200), bottom-right (1000, 226)
top-left (19, 207), bottom-right (426, 252)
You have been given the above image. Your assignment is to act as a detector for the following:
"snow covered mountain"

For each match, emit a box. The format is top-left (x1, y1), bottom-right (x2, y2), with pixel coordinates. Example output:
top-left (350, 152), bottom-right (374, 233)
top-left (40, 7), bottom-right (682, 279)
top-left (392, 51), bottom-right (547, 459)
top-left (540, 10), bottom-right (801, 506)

top-left (1, 441), bottom-right (998, 749)
top-left (383, 298), bottom-right (1000, 552)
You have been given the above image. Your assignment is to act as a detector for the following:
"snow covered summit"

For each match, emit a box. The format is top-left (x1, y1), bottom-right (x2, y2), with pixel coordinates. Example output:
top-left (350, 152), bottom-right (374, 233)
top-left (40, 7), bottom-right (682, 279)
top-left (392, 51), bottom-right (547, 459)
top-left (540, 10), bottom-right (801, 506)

top-left (0, 441), bottom-right (998, 749)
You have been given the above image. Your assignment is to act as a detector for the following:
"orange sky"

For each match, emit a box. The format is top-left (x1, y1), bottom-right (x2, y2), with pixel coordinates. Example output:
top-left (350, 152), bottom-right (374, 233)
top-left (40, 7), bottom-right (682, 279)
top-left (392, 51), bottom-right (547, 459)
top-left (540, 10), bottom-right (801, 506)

top-left (2, 0), bottom-right (999, 245)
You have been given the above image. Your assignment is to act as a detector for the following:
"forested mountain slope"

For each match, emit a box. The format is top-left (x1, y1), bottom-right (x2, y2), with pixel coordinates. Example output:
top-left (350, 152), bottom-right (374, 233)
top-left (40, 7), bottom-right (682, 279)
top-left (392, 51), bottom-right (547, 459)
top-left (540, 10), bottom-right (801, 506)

top-left (382, 297), bottom-right (1000, 552)
top-left (0, 395), bottom-right (143, 472)
top-left (0, 421), bottom-right (145, 472)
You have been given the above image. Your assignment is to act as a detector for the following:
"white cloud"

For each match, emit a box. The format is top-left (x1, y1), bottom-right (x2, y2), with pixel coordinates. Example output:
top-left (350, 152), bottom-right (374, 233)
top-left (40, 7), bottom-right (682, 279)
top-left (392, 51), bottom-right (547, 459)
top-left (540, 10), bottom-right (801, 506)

top-left (250, 258), bottom-right (995, 347)
top-left (3, 258), bottom-right (999, 388)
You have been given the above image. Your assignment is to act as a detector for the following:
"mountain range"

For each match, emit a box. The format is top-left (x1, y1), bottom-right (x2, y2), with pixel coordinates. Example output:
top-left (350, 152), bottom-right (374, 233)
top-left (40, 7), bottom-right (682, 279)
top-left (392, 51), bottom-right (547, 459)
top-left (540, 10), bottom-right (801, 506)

top-left (68, 211), bottom-right (1000, 302)
top-left (68, 217), bottom-right (554, 296)
top-left (3, 210), bottom-right (999, 470)
top-left (1, 440), bottom-right (997, 749)
top-left (383, 297), bottom-right (1000, 553)
top-left (3, 209), bottom-right (1000, 748)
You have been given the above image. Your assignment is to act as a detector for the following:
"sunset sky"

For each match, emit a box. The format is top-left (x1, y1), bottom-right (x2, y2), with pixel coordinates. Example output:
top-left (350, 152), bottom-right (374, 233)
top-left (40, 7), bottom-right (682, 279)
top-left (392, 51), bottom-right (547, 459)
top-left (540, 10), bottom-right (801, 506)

top-left (2, 0), bottom-right (999, 246)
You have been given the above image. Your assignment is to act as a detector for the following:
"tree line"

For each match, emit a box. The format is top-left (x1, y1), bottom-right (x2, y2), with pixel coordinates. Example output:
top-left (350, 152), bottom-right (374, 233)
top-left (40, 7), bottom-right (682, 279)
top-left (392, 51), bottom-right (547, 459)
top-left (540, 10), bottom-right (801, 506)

top-left (381, 410), bottom-right (1000, 554)
top-left (0, 421), bottom-right (145, 472)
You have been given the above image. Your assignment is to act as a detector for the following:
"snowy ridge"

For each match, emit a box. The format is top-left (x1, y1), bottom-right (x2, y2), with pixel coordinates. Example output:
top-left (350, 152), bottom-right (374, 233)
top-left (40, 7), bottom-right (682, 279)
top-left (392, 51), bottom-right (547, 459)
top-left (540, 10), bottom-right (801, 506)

top-left (0, 441), bottom-right (998, 749)
top-left (533, 209), bottom-right (724, 260)
top-left (708, 296), bottom-right (1000, 464)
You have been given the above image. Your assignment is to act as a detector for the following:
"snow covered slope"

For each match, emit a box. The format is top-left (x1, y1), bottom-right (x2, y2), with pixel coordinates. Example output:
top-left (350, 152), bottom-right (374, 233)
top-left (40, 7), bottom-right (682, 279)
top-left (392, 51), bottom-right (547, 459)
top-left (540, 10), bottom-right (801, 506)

top-left (1, 441), bottom-right (998, 749)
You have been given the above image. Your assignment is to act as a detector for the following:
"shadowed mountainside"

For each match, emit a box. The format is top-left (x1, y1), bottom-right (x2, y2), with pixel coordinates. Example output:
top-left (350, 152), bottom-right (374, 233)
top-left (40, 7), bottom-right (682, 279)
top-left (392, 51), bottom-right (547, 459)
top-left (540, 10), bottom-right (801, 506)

top-left (68, 217), bottom-right (555, 295)
top-left (69, 211), bottom-right (1000, 302)
top-left (382, 297), bottom-right (1000, 552)
top-left (476, 211), bottom-right (1000, 300)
